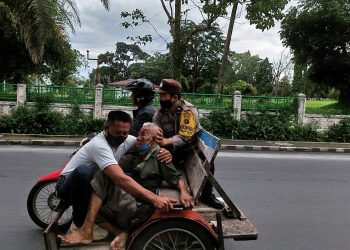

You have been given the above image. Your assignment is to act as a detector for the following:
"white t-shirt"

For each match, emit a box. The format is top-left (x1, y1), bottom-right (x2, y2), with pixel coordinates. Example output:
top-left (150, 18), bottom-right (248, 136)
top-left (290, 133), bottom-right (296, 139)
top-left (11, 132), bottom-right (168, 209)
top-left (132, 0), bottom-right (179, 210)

top-left (61, 132), bottom-right (136, 176)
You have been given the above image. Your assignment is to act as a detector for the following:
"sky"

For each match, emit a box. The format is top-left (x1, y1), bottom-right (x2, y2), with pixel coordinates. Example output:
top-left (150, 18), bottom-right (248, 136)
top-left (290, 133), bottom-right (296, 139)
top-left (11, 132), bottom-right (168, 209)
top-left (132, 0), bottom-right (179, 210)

top-left (69, 0), bottom-right (292, 79)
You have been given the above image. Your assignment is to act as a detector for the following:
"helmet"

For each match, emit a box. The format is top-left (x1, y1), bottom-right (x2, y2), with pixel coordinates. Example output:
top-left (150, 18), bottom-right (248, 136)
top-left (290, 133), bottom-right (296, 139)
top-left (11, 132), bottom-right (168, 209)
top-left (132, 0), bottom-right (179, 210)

top-left (123, 79), bottom-right (155, 103)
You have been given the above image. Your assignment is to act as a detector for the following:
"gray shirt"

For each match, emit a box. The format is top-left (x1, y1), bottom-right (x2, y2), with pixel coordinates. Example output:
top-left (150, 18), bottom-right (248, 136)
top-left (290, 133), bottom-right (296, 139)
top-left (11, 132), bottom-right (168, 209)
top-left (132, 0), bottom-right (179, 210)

top-left (61, 132), bottom-right (137, 176)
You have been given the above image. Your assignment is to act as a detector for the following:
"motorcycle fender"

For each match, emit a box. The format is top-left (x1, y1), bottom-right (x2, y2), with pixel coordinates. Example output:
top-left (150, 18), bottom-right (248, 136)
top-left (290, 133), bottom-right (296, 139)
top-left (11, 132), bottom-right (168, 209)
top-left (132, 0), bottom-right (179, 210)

top-left (128, 209), bottom-right (218, 247)
top-left (38, 168), bottom-right (63, 182)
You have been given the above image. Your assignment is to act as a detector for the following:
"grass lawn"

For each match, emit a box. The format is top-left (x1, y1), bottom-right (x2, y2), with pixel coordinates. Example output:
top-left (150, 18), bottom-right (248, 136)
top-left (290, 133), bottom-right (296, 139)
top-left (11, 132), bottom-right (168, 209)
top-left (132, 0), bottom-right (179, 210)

top-left (306, 99), bottom-right (350, 115)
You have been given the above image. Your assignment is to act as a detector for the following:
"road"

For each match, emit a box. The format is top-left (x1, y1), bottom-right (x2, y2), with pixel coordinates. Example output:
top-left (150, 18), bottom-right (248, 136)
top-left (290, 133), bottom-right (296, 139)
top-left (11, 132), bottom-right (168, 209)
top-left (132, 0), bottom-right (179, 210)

top-left (0, 146), bottom-right (349, 250)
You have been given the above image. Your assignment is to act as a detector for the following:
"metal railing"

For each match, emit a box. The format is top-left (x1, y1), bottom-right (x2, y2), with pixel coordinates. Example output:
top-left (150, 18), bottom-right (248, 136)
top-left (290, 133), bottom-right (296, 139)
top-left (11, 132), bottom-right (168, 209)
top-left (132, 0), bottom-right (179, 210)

top-left (2, 84), bottom-right (298, 112)
top-left (241, 96), bottom-right (297, 111)
top-left (26, 85), bottom-right (95, 104)
top-left (102, 88), bottom-right (133, 106)
top-left (181, 93), bottom-right (232, 109)
top-left (0, 84), bottom-right (17, 101)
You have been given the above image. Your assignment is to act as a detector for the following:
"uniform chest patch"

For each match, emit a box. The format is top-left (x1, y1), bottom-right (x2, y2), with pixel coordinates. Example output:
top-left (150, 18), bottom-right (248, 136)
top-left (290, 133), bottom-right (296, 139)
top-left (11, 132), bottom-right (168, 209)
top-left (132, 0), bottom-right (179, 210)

top-left (179, 110), bottom-right (195, 137)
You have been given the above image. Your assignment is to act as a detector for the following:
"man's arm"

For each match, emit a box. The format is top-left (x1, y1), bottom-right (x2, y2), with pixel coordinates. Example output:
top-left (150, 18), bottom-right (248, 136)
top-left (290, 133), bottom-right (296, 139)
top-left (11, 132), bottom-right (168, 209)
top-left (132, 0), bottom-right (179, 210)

top-left (160, 109), bottom-right (200, 150)
top-left (103, 164), bottom-right (175, 212)
top-left (177, 179), bottom-right (194, 209)
top-left (159, 160), bottom-right (194, 209)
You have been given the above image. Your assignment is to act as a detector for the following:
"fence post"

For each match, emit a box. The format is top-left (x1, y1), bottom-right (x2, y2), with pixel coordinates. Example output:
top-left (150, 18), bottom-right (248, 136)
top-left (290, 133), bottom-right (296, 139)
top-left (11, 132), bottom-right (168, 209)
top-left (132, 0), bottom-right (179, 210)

top-left (233, 91), bottom-right (242, 121)
top-left (16, 84), bottom-right (26, 106)
top-left (297, 93), bottom-right (306, 124)
top-left (94, 84), bottom-right (103, 119)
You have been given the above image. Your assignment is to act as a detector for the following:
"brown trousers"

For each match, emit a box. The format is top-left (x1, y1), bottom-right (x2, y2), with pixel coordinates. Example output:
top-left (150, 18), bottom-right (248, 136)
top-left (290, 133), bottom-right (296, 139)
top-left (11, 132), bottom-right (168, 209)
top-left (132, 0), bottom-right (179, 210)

top-left (91, 171), bottom-right (138, 230)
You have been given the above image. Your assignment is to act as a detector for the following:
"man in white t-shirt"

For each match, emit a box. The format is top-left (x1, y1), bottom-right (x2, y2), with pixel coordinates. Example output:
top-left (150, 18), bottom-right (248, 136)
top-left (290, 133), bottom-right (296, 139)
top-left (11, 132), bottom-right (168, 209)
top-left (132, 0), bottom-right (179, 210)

top-left (56, 110), bottom-right (174, 230)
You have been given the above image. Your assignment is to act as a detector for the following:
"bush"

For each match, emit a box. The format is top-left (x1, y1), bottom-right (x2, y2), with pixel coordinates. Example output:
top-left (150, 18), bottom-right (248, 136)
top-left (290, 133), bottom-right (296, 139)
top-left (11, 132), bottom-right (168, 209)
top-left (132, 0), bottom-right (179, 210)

top-left (223, 80), bottom-right (257, 95)
top-left (200, 109), bottom-right (321, 141)
top-left (239, 112), bottom-right (292, 140)
top-left (200, 110), bottom-right (241, 139)
top-left (289, 124), bottom-right (322, 142)
top-left (0, 114), bottom-right (12, 133)
top-left (0, 97), bottom-right (106, 135)
top-left (60, 104), bottom-right (106, 135)
top-left (0, 104), bottom-right (63, 134)
top-left (325, 119), bottom-right (350, 142)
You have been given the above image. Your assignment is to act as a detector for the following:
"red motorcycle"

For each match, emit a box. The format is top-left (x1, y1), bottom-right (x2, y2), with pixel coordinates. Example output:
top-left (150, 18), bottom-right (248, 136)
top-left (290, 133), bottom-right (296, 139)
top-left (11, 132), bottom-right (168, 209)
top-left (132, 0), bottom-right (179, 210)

top-left (27, 167), bottom-right (71, 230)
top-left (26, 134), bottom-right (96, 230)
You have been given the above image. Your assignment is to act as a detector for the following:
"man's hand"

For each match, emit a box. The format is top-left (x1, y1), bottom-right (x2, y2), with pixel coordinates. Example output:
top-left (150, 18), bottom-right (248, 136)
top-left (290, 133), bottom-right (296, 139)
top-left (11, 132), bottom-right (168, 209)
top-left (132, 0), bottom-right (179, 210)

top-left (157, 148), bottom-right (172, 163)
top-left (180, 190), bottom-right (194, 209)
top-left (156, 128), bottom-right (164, 144)
top-left (156, 128), bottom-right (173, 147)
top-left (153, 196), bottom-right (177, 213)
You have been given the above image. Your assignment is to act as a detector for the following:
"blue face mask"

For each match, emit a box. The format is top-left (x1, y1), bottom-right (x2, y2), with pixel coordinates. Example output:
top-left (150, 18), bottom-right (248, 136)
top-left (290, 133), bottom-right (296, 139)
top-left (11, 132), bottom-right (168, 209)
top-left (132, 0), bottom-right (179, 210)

top-left (138, 138), bottom-right (152, 155)
top-left (138, 143), bottom-right (151, 155)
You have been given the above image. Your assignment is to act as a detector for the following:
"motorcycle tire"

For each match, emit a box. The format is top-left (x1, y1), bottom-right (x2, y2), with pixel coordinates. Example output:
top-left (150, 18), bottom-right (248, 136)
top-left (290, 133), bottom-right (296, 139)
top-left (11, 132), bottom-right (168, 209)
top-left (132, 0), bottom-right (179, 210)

top-left (128, 219), bottom-right (216, 250)
top-left (27, 180), bottom-right (72, 230)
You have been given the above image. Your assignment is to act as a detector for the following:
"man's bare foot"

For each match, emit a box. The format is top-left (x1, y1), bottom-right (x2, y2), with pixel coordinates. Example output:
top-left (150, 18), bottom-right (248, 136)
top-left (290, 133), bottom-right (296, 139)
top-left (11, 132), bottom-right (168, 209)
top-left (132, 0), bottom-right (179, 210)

top-left (110, 232), bottom-right (129, 250)
top-left (58, 229), bottom-right (93, 245)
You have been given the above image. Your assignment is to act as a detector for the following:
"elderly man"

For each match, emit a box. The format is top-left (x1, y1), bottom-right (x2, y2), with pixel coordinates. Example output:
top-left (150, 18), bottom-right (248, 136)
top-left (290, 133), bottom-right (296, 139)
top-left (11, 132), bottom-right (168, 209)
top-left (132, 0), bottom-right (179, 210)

top-left (57, 111), bottom-right (174, 242)
top-left (153, 79), bottom-right (224, 209)
top-left (60, 123), bottom-right (194, 250)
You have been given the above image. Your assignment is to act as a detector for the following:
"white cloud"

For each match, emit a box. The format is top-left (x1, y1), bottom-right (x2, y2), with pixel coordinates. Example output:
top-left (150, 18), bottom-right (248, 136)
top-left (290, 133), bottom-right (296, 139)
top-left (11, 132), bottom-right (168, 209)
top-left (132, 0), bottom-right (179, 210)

top-left (70, 0), bottom-right (289, 78)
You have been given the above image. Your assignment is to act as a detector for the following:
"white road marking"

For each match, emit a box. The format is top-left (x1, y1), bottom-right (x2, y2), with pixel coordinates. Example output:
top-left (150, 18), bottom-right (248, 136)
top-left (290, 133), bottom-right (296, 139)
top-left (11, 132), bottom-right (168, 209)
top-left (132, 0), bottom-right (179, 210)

top-left (218, 151), bottom-right (350, 161)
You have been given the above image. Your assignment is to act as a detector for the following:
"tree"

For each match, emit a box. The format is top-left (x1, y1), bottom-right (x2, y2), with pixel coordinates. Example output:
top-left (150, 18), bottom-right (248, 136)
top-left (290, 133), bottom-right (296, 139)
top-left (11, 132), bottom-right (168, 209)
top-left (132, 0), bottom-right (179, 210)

top-left (43, 37), bottom-right (85, 85)
top-left (226, 51), bottom-right (260, 84)
top-left (0, 10), bottom-right (85, 84)
top-left (272, 49), bottom-right (293, 86)
top-left (224, 51), bottom-right (273, 94)
top-left (281, 0), bottom-right (350, 106)
top-left (255, 58), bottom-right (273, 94)
top-left (292, 62), bottom-right (308, 94)
top-left (160, 0), bottom-right (230, 80)
top-left (121, 1), bottom-right (230, 80)
top-left (129, 53), bottom-right (171, 85)
top-left (97, 42), bottom-right (149, 81)
top-left (216, 0), bottom-right (289, 93)
top-left (0, 11), bottom-right (36, 83)
top-left (182, 22), bottom-right (224, 92)
top-left (273, 75), bottom-right (292, 96)
top-left (0, 0), bottom-right (109, 82)
top-left (223, 80), bottom-right (257, 95)
top-left (89, 66), bottom-right (113, 85)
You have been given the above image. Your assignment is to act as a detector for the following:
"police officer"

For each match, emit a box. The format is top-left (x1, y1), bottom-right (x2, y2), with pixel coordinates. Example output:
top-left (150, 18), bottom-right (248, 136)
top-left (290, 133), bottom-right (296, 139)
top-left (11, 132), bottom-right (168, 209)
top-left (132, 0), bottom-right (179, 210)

top-left (153, 79), bottom-right (224, 209)
top-left (123, 79), bottom-right (156, 137)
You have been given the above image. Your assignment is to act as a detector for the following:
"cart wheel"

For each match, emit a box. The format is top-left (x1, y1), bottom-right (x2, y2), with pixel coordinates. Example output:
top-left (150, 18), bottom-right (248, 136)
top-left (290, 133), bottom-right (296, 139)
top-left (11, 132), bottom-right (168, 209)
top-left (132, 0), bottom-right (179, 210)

top-left (128, 219), bottom-right (216, 250)
top-left (27, 180), bottom-right (72, 230)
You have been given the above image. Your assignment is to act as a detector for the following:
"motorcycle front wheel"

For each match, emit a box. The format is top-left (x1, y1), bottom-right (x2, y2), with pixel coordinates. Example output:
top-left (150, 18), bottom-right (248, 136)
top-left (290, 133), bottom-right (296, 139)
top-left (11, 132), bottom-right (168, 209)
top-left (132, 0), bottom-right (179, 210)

top-left (27, 180), bottom-right (72, 230)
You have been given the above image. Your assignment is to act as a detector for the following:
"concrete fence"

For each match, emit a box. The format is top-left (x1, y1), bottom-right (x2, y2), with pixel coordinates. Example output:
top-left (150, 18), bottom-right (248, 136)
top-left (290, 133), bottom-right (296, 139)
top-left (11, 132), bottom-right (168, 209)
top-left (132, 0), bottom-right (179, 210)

top-left (1, 84), bottom-right (347, 130)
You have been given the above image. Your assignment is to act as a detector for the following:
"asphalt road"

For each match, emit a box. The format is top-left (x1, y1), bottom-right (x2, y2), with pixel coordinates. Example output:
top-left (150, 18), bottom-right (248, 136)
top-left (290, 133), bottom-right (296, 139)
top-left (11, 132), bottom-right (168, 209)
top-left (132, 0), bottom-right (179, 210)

top-left (0, 146), bottom-right (350, 250)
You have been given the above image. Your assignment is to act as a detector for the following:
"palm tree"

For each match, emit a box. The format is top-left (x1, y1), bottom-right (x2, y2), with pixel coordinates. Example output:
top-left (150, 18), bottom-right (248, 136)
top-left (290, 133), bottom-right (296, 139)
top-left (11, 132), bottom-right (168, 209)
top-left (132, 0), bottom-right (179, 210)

top-left (1, 0), bottom-right (109, 64)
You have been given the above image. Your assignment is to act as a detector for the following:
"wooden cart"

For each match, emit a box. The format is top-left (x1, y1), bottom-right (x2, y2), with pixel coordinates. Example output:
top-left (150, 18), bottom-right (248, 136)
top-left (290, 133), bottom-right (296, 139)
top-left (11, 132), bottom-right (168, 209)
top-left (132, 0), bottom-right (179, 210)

top-left (44, 129), bottom-right (257, 250)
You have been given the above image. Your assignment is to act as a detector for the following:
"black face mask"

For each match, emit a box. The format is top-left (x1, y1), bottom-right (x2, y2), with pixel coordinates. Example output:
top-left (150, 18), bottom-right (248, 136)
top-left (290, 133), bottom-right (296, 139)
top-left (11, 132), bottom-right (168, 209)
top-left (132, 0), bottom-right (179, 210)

top-left (105, 132), bottom-right (127, 148)
top-left (160, 100), bottom-right (173, 110)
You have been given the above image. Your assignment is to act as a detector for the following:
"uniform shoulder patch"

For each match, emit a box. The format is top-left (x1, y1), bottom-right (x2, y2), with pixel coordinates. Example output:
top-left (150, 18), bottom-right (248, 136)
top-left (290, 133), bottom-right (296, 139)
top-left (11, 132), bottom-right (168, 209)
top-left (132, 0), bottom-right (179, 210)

top-left (179, 110), bottom-right (196, 137)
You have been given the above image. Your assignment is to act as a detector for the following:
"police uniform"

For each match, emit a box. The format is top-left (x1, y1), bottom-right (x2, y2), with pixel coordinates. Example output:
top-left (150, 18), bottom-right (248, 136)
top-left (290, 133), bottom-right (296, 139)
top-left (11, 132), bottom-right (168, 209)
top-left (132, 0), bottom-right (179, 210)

top-left (153, 79), bottom-right (224, 209)
top-left (153, 99), bottom-right (201, 151)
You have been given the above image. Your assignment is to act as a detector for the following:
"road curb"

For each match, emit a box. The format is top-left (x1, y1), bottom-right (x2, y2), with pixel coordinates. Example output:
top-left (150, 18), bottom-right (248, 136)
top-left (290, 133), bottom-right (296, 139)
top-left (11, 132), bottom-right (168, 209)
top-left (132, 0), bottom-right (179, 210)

top-left (1, 139), bottom-right (350, 153)
top-left (220, 145), bottom-right (350, 153)
top-left (0, 140), bottom-right (80, 146)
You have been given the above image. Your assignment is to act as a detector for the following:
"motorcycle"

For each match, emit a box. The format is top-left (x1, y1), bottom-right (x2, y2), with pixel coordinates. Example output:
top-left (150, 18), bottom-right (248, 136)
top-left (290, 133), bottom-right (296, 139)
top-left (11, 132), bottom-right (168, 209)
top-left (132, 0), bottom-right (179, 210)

top-left (27, 133), bottom-right (97, 230)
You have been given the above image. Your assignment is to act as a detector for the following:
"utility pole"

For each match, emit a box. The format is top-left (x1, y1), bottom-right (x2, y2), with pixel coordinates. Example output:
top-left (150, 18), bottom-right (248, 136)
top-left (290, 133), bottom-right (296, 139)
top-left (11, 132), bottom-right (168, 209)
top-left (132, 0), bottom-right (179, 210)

top-left (86, 50), bottom-right (101, 85)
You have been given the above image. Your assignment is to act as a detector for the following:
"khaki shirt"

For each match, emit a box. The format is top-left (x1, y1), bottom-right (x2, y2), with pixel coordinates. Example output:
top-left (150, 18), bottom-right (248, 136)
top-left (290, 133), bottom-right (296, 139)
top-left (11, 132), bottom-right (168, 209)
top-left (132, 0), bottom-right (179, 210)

top-left (153, 100), bottom-right (201, 149)
top-left (119, 145), bottom-right (182, 193)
